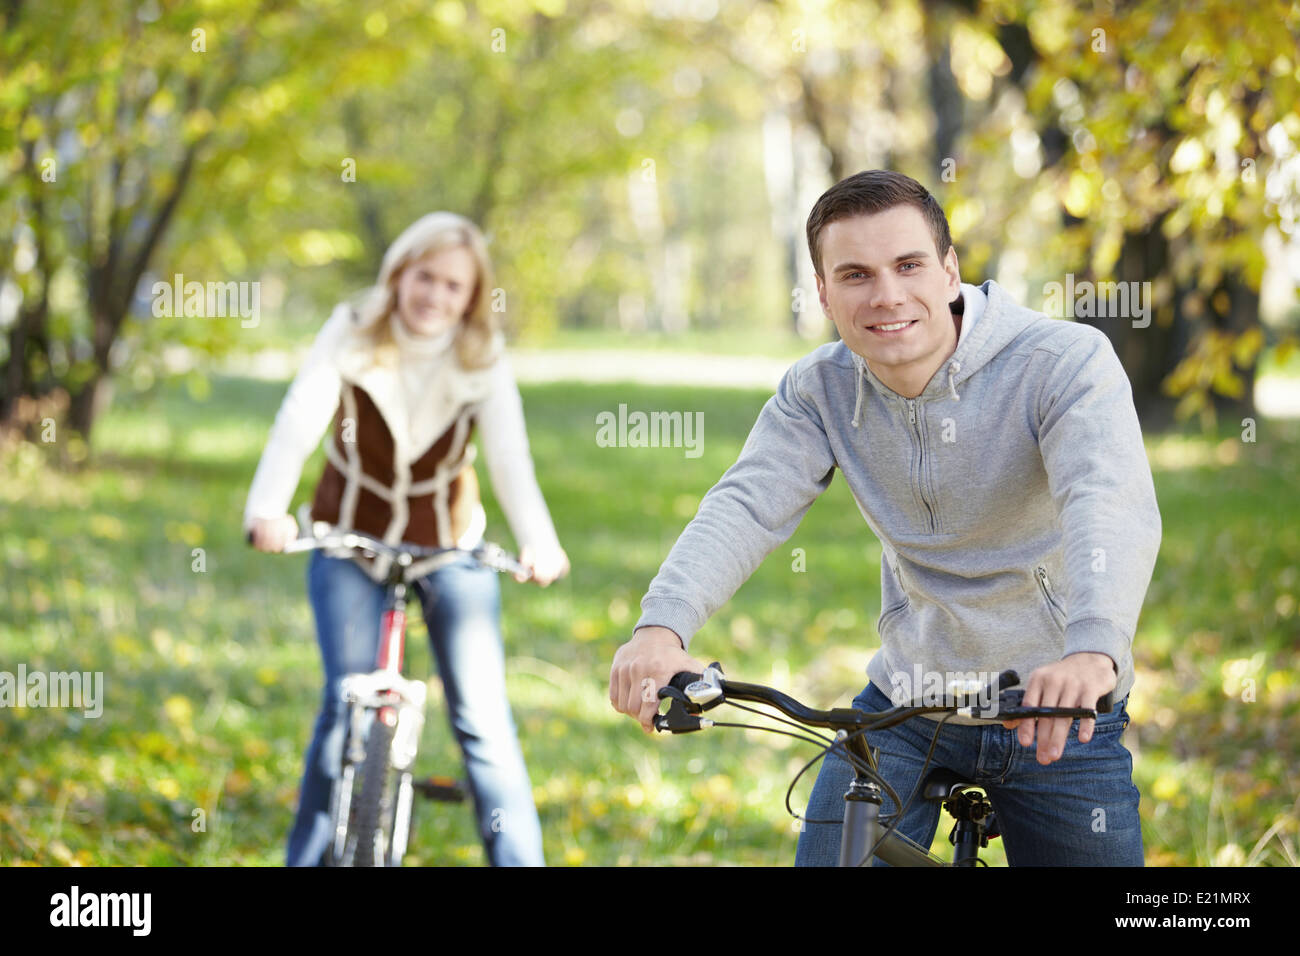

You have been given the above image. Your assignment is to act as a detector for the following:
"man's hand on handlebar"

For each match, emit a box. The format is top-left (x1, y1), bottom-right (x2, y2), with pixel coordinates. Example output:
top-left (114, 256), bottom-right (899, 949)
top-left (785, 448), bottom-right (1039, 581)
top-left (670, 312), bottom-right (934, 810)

top-left (1001, 651), bottom-right (1118, 765)
top-left (609, 626), bottom-right (705, 735)
top-left (247, 515), bottom-right (298, 554)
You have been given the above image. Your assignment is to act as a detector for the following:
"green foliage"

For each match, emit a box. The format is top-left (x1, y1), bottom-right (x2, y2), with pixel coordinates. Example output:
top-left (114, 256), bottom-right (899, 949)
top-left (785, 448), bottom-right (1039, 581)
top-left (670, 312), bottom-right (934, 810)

top-left (6, 1), bottom-right (1297, 440)
top-left (951, 0), bottom-right (1300, 421)
top-left (3, 0), bottom-right (790, 440)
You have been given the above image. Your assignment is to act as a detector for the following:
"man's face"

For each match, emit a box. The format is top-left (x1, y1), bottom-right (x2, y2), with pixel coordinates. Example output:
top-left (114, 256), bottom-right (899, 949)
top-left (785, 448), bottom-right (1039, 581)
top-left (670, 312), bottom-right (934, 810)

top-left (815, 205), bottom-right (961, 386)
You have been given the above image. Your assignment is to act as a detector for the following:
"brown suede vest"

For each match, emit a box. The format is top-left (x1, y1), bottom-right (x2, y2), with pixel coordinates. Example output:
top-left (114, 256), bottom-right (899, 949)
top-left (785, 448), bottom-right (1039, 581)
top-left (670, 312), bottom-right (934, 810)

top-left (309, 382), bottom-right (479, 574)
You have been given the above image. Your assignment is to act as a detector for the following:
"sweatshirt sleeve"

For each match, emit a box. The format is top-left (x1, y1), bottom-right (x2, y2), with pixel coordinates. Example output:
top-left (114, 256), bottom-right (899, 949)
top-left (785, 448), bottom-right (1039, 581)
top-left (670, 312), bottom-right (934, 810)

top-left (1036, 327), bottom-right (1162, 693)
top-left (241, 307), bottom-right (350, 535)
top-left (634, 361), bottom-right (837, 649)
top-left (476, 354), bottom-right (564, 558)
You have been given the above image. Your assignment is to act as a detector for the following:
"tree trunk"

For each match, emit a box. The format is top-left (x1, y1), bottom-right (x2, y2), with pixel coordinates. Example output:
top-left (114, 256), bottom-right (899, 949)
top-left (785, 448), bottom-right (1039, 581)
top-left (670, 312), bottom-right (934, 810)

top-left (1077, 222), bottom-right (1260, 430)
top-left (67, 372), bottom-right (111, 438)
top-left (64, 297), bottom-right (118, 438)
top-left (341, 98), bottom-right (388, 277)
top-left (924, 4), bottom-right (965, 173)
top-left (1083, 219), bottom-right (1183, 430)
top-left (1, 302), bottom-right (42, 426)
top-left (1209, 276), bottom-right (1260, 423)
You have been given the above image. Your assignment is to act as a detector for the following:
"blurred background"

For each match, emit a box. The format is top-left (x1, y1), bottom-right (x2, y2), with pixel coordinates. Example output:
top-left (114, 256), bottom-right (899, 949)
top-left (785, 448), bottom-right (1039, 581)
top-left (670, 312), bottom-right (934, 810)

top-left (1, 0), bottom-right (1297, 866)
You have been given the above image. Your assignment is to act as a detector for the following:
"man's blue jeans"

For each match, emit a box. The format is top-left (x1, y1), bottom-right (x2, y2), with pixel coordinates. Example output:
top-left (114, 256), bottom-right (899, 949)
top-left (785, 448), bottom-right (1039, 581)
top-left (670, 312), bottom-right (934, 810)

top-left (286, 550), bottom-right (545, 866)
top-left (795, 680), bottom-right (1143, 866)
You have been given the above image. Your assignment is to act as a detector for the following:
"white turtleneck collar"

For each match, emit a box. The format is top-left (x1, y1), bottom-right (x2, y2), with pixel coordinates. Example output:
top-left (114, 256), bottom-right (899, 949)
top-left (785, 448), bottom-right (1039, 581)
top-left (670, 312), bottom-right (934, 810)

top-left (389, 312), bottom-right (457, 359)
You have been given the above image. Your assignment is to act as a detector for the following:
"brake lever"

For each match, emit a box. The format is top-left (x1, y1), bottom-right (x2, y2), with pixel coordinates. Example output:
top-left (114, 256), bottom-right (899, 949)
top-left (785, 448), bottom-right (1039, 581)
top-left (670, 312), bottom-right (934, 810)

top-left (654, 664), bottom-right (728, 733)
top-left (653, 698), bottom-right (711, 733)
top-left (657, 684), bottom-right (698, 711)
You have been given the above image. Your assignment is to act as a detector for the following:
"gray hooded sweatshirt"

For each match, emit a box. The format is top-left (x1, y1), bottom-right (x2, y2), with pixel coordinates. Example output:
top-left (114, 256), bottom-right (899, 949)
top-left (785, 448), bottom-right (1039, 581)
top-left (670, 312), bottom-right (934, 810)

top-left (634, 279), bottom-right (1162, 720)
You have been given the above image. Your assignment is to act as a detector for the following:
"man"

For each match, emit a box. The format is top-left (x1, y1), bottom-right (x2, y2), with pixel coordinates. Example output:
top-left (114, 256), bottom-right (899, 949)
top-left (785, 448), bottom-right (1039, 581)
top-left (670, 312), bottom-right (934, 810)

top-left (608, 169), bottom-right (1161, 866)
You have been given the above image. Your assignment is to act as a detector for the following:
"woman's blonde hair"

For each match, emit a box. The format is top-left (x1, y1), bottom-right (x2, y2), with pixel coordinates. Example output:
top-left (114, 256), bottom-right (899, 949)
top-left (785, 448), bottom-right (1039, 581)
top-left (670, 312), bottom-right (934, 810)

top-left (349, 212), bottom-right (500, 370)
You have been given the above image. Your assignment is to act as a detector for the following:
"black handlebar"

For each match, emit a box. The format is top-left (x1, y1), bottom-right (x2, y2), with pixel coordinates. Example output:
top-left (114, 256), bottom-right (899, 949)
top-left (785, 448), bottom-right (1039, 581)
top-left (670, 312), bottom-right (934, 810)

top-left (654, 666), bottom-right (1114, 734)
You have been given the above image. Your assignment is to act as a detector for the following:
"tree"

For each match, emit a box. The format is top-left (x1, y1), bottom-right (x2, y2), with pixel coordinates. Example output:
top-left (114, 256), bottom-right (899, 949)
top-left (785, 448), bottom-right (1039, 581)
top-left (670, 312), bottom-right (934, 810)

top-left (953, 0), bottom-right (1299, 427)
top-left (0, 0), bottom-right (349, 444)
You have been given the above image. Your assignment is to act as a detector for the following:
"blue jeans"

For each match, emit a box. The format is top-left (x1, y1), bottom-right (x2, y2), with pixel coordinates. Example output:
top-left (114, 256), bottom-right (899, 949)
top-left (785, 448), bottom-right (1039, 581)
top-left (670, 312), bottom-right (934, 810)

top-left (286, 550), bottom-right (545, 866)
top-left (795, 680), bottom-right (1143, 866)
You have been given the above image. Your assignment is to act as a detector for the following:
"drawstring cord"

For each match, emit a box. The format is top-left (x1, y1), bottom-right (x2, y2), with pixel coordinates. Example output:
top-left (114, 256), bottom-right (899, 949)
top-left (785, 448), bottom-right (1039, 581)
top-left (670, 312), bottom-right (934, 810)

top-left (851, 354), bottom-right (865, 428)
top-left (947, 360), bottom-right (962, 401)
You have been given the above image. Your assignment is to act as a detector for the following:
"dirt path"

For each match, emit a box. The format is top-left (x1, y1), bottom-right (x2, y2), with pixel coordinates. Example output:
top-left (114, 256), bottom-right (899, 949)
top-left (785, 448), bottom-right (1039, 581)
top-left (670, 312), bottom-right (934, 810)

top-left (507, 348), bottom-right (793, 390)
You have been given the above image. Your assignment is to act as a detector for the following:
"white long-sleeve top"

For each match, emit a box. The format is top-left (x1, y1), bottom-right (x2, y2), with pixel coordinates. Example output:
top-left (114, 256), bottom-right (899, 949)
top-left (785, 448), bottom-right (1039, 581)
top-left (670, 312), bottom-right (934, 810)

top-left (243, 304), bottom-right (564, 566)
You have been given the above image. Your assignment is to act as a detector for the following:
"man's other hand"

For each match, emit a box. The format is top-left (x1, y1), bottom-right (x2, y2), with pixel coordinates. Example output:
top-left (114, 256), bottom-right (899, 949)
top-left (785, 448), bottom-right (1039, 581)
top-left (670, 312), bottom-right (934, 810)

top-left (1001, 651), bottom-right (1117, 765)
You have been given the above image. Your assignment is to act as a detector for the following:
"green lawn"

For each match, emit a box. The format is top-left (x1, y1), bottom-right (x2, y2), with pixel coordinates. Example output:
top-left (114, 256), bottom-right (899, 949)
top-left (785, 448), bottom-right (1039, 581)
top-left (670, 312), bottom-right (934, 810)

top-left (1, 374), bottom-right (1297, 866)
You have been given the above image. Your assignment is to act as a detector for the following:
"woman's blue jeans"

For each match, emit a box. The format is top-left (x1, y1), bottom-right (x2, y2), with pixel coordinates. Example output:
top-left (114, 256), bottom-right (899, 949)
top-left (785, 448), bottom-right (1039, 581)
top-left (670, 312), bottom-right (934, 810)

top-left (795, 680), bottom-right (1144, 866)
top-left (286, 550), bottom-right (545, 866)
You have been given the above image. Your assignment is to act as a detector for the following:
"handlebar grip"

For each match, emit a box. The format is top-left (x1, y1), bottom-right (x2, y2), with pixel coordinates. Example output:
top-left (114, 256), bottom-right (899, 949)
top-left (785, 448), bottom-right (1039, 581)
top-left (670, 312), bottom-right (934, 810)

top-left (1096, 691), bottom-right (1113, 715)
top-left (245, 529), bottom-right (253, 545)
top-left (667, 671), bottom-right (702, 692)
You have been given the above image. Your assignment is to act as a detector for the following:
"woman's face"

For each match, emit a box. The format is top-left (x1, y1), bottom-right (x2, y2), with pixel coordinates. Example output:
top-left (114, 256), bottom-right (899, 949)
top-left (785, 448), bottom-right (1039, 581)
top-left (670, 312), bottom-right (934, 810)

top-left (394, 245), bottom-right (478, 338)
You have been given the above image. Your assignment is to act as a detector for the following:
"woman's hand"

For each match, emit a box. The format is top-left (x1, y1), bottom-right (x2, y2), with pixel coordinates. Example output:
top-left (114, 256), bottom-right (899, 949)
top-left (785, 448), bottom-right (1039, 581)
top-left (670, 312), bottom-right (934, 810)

top-left (248, 515), bottom-right (299, 553)
top-left (517, 544), bottom-right (570, 586)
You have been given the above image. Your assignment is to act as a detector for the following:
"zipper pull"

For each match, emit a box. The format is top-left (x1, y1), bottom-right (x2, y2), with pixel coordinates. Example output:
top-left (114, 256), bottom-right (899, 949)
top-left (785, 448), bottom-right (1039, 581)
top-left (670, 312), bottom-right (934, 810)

top-left (1037, 566), bottom-right (1055, 596)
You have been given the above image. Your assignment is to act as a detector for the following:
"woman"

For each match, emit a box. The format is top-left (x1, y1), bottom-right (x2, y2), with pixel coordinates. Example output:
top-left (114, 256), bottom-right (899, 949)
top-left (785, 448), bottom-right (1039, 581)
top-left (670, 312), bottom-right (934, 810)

top-left (244, 211), bottom-right (568, 866)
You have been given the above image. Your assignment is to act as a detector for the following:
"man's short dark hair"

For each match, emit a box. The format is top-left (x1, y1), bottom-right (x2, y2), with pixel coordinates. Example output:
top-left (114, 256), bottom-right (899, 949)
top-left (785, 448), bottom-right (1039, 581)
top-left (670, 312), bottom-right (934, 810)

top-left (806, 170), bottom-right (953, 278)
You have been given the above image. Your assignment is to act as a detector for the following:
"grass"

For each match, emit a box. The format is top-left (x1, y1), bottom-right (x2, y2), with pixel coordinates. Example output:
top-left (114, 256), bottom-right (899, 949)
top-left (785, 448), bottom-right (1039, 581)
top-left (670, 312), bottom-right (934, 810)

top-left (0, 373), bottom-right (1297, 866)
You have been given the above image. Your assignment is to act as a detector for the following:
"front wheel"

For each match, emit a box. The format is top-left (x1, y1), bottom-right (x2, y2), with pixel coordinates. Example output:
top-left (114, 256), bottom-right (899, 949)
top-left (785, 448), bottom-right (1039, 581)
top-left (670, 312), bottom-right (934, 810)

top-left (348, 714), bottom-right (397, 866)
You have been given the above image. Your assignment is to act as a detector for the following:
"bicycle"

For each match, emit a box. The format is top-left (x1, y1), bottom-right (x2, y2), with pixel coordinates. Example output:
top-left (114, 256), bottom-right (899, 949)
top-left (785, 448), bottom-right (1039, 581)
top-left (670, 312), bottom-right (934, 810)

top-left (654, 664), bottom-right (1114, 867)
top-left (247, 519), bottom-right (530, 866)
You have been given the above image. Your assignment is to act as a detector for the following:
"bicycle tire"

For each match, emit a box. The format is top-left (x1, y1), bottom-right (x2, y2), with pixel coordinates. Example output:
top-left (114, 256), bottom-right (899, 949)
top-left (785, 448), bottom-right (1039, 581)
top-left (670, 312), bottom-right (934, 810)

top-left (349, 715), bottom-right (397, 867)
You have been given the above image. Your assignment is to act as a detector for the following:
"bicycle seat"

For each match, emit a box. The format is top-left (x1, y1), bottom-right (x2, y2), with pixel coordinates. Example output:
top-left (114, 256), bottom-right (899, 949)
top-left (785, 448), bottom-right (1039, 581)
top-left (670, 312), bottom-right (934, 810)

top-left (921, 767), bottom-right (981, 801)
top-left (922, 769), bottom-right (1002, 843)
